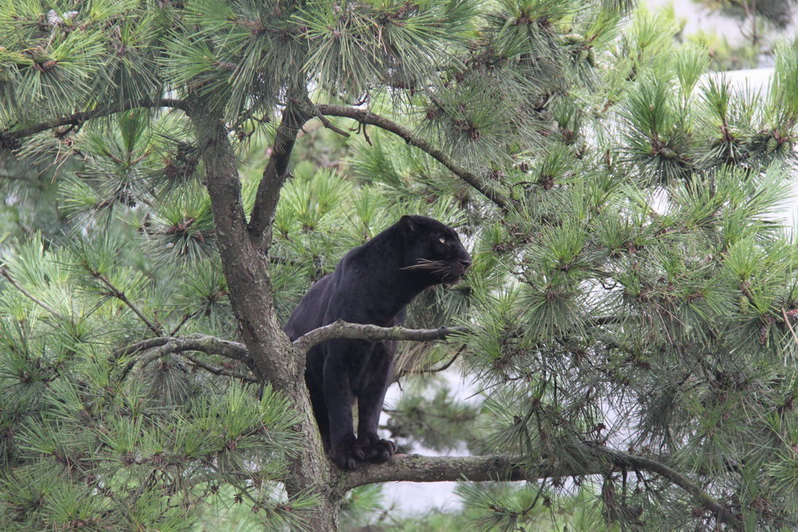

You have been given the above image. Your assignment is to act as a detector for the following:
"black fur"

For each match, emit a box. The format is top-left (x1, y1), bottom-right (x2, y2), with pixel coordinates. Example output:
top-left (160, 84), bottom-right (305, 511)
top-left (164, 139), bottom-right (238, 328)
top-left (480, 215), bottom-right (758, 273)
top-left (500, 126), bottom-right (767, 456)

top-left (284, 215), bottom-right (472, 469)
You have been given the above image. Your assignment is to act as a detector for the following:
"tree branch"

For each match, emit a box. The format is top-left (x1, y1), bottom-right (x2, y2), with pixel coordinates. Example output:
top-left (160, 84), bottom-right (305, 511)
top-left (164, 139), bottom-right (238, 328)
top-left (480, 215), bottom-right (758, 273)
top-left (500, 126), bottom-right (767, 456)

top-left (2, 98), bottom-right (188, 140)
top-left (292, 319), bottom-right (467, 355)
top-left (120, 335), bottom-right (250, 380)
top-left (315, 104), bottom-right (514, 210)
top-left (91, 271), bottom-right (163, 336)
top-left (340, 448), bottom-right (742, 530)
top-left (180, 351), bottom-right (258, 383)
top-left (118, 321), bottom-right (464, 379)
top-left (596, 448), bottom-right (744, 530)
top-left (0, 265), bottom-right (66, 321)
top-left (399, 344), bottom-right (465, 378)
top-left (111, 337), bottom-right (174, 360)
top-left (338, 454), bottom-right (594, 492)
top-left (248, 94), bottom-right (313, 250)
top-left (113, 327), bottom-right (742, 529)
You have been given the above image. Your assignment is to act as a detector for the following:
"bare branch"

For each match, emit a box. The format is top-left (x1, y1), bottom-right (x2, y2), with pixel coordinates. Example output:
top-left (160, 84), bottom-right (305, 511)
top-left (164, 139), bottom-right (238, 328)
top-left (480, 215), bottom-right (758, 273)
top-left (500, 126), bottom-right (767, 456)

top-left (2, 98), bottom-right (188, 140)
top-left (111, 337), bottom-right (171, 360)
top-left (311, 110), bottom-right (350, 138)
top-left (405, 345), bottom-right (465, 377)
top-left (339, 454), bottom-right (592, 492)
top-left (315, 104), bottom-right (514, 210)
top-left (292, 319), bottom-right (467, 354)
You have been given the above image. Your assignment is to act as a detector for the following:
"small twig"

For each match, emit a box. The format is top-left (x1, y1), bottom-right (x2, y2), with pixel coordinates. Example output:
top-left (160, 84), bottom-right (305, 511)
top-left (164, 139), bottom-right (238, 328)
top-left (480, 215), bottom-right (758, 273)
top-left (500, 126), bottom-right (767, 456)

top-left (312, 110), bottom-right (350, 138)
top-left (0, 265), bottom-right (66, 321)
top-left (91, 271), bottom-right (163, 336)
top-left (180, 352), bottom-right (258, 383)
top-left (169, 310), bottom-right (204, 337)
top-left (782, 308), bottom-right (798, 347)
top-left (397, 344), bottom-right (466, 379)
top-left (414, 345), bottom-right (465, 375)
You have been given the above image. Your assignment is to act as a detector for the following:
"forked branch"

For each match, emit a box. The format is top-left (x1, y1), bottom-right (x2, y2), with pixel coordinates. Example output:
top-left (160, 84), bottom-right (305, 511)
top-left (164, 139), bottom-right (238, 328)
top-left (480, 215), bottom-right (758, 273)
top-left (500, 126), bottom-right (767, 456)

top-left (117, 321), bottom-right (464, 379)
top-left (113, 325), bottom-right (742, 529)
top-left (119, 335), bottom-right (249, 380)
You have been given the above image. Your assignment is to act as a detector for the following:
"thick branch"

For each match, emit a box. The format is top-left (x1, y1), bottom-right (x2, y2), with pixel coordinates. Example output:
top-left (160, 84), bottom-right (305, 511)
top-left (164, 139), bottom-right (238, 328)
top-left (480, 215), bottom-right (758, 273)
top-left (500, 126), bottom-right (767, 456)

top-left (339, 453), bottom-right (603, 492)
top-left (2, 98), bottom-right (188, 140)
top-left (248, 96), bottom-right (313, 249)
top-left (292, 319), bottom-right (467, 354)
top-left (341, 448), bottom-right (742, 530)
top-left (189, 98), bottom-right (335, 517)
top-left (315, 104), bottom-right (513, 210)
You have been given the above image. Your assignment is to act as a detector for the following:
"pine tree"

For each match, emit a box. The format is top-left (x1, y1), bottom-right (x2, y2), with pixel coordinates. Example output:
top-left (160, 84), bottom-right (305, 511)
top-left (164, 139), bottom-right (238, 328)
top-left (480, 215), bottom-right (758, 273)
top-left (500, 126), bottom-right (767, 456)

top-left (1, 1), bottom-right (798, 530)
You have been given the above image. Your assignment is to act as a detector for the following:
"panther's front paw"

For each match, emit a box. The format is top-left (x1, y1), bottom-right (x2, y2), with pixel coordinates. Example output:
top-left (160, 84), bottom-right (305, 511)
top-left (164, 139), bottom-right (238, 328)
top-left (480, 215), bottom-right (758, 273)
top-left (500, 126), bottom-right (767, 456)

top-left (329, 436), bottom-right (365, 470)
top-left (362, 438), bottom-right (396, 464)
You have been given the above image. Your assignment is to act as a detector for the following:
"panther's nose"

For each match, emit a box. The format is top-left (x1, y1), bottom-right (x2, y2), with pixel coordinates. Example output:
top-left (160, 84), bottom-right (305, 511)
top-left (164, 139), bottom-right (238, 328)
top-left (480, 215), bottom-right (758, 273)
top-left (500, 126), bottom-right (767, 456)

top-left (460, 257), bottom-right (472, 270)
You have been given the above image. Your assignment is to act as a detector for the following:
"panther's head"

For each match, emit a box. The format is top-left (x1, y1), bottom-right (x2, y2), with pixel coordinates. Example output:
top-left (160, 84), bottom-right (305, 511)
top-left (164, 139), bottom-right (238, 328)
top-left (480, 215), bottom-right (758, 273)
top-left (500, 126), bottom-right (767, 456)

top-left (398, 215), bottom-right (472, 285)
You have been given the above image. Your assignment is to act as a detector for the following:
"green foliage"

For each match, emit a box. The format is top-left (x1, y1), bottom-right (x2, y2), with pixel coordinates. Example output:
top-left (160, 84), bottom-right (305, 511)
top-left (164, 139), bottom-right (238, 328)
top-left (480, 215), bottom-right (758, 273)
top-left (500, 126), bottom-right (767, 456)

top-left (386, 483), bottom-right (610, 531)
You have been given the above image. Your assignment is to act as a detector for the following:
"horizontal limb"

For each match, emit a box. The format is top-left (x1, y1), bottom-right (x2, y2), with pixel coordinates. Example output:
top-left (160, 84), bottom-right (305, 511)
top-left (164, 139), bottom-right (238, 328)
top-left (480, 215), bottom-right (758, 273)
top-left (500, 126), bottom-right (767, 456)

top-left (292, 319), bottom-right (467, 354)
top-left (340, 448), bottom-right (742, 531)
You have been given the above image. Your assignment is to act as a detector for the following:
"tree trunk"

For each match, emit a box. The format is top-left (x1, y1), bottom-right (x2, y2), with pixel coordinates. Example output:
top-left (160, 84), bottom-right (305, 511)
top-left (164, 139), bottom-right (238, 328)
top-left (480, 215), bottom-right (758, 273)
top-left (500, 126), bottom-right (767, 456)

top-left (189, 100), bottom-right (342, 530)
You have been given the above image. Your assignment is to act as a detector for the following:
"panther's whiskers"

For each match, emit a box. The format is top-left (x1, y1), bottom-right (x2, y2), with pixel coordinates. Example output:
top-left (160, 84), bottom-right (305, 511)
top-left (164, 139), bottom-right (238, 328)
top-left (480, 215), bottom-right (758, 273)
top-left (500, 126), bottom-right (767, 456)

top-left (400, 259), bottom-right (450, 275)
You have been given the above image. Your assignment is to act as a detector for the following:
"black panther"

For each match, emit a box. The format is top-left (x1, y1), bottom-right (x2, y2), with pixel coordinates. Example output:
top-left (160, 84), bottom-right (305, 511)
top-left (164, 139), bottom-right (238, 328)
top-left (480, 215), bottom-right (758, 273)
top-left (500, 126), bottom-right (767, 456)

top-left (284, 215), bottom-right (472, 470)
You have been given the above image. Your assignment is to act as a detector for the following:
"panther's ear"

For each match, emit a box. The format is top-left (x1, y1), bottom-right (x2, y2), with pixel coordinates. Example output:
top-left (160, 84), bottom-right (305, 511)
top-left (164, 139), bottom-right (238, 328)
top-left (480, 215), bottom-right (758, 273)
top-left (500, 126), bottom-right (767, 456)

top-left (400, 215), bottom-right (416, 232)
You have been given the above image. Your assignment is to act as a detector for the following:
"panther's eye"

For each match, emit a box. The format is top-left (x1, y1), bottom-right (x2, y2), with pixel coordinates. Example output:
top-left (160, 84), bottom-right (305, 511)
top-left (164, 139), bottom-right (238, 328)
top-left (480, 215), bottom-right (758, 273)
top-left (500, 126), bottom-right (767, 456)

top-left (439, 237), bottom-right (446, 244)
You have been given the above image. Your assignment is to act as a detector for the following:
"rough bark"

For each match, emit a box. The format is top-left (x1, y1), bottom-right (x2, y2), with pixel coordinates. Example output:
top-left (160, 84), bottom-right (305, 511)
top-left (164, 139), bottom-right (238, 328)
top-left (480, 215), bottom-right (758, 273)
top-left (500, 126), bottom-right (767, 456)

top-left (338, 450), bottom-right (742, 530)
top-left (187, 97), bottom-right (340, 530)
top-left (248, 92), bottom-right (313, 252)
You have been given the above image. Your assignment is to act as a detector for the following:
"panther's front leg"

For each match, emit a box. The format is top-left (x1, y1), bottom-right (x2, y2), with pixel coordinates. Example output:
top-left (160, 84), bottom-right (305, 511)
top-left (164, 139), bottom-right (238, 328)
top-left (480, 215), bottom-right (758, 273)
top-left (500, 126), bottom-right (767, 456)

top-left (357, 341), bottom-right (397, 464)
top-left (323, 339), bottom-right (367, 470)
